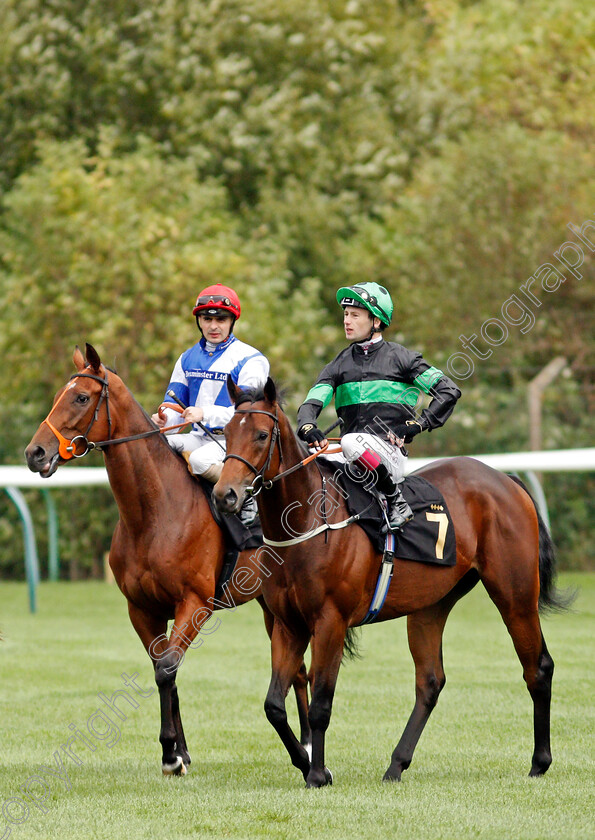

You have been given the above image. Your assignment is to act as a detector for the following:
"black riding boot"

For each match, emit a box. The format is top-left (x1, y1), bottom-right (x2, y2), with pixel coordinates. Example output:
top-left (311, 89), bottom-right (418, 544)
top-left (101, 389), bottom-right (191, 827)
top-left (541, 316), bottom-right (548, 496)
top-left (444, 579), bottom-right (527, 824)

top-left (374, 463), bottom-right (413, 531)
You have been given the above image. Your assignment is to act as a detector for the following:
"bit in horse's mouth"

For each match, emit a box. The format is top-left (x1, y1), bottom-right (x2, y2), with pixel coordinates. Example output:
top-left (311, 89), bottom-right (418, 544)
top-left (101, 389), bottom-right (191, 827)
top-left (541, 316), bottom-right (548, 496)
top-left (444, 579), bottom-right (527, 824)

top-left (41, 452), bottom-right (60, 478)
top-left (227, 495), bottom-right (244, 516)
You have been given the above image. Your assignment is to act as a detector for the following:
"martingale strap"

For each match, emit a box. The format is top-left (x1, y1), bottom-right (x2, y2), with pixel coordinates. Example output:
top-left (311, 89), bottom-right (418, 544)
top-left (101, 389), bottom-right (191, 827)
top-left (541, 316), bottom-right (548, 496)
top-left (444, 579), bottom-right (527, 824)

top-left (263, 514), bottom-right (396, 623)
top-left (261, 499), bottom-right (376, 547)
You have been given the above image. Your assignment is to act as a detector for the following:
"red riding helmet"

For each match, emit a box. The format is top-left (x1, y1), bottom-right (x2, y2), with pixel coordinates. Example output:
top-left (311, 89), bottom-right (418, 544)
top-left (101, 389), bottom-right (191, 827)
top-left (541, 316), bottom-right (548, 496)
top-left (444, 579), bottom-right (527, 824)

top-left (192, 284), bottom-right (241, 320)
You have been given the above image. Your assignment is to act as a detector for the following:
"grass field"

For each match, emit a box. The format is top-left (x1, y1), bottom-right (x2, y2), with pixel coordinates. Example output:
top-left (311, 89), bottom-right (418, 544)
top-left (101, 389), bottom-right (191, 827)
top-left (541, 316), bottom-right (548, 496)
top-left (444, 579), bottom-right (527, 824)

top-left (0, 573), bottom-right (593, 840)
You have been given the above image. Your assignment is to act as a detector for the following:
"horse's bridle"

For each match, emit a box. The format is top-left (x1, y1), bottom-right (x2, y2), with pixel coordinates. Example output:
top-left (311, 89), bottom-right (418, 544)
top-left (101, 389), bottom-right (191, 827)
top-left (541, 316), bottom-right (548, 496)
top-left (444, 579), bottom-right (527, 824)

top-left (43, 369), bottom-right (179, 461)
top-left (223, 407), bottom-right (343, 496)
top-left (43, 371), bottom-right (113, 460)
top-left (222, 408), bottom-right (281, 496)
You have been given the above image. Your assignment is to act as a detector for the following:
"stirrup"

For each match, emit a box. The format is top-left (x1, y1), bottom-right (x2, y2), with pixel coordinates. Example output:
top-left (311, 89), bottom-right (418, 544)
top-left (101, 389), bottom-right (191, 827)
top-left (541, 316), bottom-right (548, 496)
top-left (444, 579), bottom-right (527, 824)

top-left (387, 505), bottom-right (413, 531)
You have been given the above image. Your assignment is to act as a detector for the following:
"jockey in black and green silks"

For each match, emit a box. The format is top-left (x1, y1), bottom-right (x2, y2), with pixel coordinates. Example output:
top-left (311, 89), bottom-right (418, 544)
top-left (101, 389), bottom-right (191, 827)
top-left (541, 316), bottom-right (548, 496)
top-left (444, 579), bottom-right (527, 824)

top-left (297, 282), bottom-right (461, 531)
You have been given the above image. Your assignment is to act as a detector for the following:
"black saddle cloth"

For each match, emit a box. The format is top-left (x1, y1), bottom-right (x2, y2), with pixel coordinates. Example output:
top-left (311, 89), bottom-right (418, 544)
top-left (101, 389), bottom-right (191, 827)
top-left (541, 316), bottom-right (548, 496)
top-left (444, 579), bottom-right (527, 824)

top-left (320, 461), bottom-right (456, 567)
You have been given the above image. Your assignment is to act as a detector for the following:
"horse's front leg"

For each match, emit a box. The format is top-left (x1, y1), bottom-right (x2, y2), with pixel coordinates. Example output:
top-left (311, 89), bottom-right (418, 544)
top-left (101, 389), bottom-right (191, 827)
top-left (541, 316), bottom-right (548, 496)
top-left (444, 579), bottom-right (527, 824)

top-left (293, 662), bottom-right (312, 754)
top-left (306, 611), bottom-right (346, 788)
top-left (127, 603), bottom-right (189, 774)
top-left (264, 620), bottom-right (311, 782)
top-left (259, 597), bottom-right (311, 752)
top-left (170, 682), bottom-right (191, 768)
top-left (154, 647), bottom-right (187, 776)
top-left (152, 597), bottom-right (214, 776)
top-left (128, 600), bottom-right (199, 776)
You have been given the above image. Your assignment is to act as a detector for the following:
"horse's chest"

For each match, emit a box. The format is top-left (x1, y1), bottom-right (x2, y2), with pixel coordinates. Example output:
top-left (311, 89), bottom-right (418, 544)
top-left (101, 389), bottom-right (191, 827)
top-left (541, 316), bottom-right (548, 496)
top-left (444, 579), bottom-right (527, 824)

top-left (265, 565), bottom-right (323, 619)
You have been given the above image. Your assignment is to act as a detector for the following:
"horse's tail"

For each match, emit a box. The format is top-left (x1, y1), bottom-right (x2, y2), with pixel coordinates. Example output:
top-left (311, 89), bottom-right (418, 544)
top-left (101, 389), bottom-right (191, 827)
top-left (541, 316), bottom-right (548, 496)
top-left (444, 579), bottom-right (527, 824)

top-left (342, 627), bottom-right (362, 662)
top-left (508, 474), bottom-right (576, 614)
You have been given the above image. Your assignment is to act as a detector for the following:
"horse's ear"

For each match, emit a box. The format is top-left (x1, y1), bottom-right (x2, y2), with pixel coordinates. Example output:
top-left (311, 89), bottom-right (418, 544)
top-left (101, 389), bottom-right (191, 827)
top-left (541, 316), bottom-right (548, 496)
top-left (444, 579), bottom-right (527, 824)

top-left (85, 343), bottom-right (102, 373)
top-left (227, 374), bottom-right (242, 404)
top-left (73, 345), bottom-right (85, 372)
top-left (263, 377), bottom-right (277, 405)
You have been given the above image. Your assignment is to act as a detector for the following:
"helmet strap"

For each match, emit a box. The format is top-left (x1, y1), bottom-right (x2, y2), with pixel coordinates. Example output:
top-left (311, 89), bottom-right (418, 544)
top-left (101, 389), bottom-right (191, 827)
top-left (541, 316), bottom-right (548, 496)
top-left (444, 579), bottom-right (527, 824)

top-left (366, 322), bottom-right (382, 342)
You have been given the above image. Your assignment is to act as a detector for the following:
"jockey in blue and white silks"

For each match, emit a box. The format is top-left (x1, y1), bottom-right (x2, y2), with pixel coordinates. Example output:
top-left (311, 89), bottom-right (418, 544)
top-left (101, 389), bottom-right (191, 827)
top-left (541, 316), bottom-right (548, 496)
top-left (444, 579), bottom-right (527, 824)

top-left (161, 331), bottom-right (269, 476)
top-left (153, 285), bottom-right (269, 523)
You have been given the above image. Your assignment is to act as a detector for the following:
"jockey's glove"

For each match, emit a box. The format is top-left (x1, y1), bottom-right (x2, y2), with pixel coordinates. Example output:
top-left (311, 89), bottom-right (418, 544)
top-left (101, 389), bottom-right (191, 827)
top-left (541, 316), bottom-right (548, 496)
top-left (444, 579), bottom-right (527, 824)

top-left (393, 419), bottom-right (425, 443)
top-left (298, 423), bottom-right (326, 446)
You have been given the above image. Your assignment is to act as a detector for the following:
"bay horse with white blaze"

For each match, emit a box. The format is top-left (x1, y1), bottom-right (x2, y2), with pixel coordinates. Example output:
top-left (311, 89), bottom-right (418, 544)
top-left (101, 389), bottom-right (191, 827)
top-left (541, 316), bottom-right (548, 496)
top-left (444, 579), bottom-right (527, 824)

top-left (25, 345), bottom-right (310, 775)
top-left (214, 377), bottom-right (568, 788)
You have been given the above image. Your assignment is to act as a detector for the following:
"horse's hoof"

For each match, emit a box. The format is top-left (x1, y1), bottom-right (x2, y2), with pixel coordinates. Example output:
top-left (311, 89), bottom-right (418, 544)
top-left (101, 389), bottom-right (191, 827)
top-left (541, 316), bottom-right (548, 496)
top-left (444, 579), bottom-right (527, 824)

top-left (382, 761), bottom-right (403, 781)
top-left (305, 766), bottom-right (333, 788)
top-left (162, 756), bottom-right (187, 776)
top-left (529, 751), bottom-right (551, 777)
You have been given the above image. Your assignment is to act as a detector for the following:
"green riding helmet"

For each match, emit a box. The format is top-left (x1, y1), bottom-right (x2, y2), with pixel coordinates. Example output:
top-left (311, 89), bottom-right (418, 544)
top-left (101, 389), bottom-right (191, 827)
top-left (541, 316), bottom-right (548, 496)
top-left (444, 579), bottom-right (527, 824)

top-left (336, 282), bottom-right (393, 326)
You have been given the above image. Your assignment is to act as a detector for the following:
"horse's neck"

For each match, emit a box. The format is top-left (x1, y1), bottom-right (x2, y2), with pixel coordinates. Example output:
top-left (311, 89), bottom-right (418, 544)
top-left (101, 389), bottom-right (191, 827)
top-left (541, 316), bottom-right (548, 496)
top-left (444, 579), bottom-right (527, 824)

top-left (258, 411), bottom-right (328, 541)
top-left (102, 377), bottom-right (197, 528)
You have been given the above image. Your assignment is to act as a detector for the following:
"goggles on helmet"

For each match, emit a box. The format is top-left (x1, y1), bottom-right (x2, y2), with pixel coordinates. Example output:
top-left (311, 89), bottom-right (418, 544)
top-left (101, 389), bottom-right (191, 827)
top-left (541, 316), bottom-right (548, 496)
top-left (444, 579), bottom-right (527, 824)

top-left (195, 294), bottom-right (233, 307)
top-left (340, 297), bottom-right (366, 308)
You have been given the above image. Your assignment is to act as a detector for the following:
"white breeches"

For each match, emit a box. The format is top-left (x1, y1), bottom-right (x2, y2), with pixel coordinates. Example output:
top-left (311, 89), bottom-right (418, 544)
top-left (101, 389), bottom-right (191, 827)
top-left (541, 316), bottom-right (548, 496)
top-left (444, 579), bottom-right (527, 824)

top-left (166, 433), bottom-right (226, 477)
top-left (323, 432), bottom-right (407, 484)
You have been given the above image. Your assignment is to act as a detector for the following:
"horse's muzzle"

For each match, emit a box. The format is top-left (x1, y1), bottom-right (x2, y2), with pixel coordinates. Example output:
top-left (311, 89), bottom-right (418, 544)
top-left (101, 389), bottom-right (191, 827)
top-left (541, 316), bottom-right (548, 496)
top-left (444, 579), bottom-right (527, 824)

top-left (212, 483), bottom-right (243, 515)
top-left (25, 443), bottom-right (60, 478)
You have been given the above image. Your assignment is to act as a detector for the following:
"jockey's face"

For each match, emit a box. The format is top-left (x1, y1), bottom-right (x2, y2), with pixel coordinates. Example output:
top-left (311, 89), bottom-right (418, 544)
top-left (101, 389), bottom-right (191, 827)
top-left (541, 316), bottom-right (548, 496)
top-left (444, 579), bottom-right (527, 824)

top-left (343, 305), bottom-right (381, 342)
top-left (198, 313), bottom-right (234, 344)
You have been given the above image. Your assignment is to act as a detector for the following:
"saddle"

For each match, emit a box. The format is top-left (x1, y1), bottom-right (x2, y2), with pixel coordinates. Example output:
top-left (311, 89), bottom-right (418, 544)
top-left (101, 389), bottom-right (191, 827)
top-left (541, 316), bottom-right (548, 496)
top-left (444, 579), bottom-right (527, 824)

top-left (179, 451), bottom-right (262, 550)
top-left (322, 461), bottom-right (456, 567)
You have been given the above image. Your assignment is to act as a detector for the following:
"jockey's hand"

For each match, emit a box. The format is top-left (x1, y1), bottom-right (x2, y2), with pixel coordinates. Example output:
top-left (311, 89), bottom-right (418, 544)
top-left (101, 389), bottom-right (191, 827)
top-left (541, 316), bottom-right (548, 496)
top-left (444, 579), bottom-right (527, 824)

top-left (298, 423), bottom-right (327, 450)
top-left (182, 406), bottom-right (204, 424)
top-left (151, 407), bottom-right (167, 428)
top-left (393, 419), bottom-right (425, 443)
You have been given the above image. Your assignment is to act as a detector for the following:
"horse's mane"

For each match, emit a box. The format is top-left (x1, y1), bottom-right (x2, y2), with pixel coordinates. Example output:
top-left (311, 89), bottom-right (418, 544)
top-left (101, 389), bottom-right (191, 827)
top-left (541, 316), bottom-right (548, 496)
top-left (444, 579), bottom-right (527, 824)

top-left (233, 381), bottom-right (312, 458)
top-left (105, 364), bottom-right (162, 430)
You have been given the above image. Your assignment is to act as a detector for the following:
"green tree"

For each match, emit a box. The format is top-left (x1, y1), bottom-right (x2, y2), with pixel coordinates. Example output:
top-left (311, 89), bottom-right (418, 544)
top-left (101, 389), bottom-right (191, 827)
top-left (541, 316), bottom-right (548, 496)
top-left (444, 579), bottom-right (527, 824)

top-left (1, 0), bottom-right (593, 574)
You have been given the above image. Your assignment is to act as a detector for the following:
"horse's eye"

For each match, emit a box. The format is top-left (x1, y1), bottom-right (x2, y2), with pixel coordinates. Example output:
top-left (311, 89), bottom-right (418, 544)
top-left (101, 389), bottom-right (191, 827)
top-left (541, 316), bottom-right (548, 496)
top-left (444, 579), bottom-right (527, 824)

top-left (258, 431), bottom-right (268, 441)
top-left (76, 393), bottom-right (90, 405)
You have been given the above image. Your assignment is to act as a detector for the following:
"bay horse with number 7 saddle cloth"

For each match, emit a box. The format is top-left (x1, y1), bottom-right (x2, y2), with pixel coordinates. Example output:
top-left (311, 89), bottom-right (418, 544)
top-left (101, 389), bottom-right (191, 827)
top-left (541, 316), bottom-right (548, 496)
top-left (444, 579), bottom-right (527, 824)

top-left (214, 376), bottom-right (572, 789)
